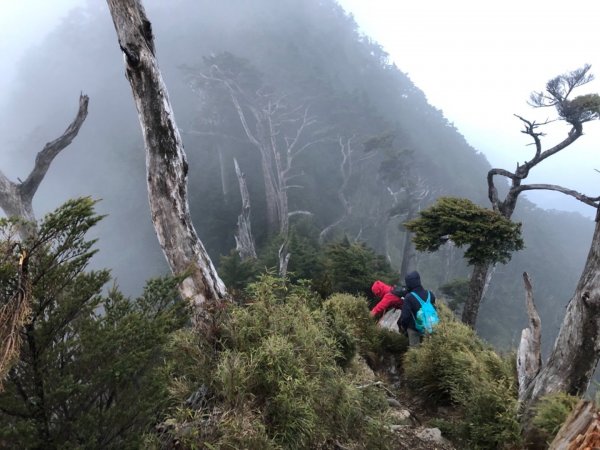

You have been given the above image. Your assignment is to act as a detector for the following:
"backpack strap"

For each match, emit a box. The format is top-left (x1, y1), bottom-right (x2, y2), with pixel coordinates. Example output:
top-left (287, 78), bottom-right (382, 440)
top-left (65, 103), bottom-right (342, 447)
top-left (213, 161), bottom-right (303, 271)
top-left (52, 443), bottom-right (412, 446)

top-left (410, 291), bottom-right (430, 305)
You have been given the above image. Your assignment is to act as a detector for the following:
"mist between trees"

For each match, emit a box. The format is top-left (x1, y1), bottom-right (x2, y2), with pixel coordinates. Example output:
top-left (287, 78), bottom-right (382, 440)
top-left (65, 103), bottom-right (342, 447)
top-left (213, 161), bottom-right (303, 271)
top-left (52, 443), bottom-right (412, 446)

top-left (1, 0), bottom-right (600, 447)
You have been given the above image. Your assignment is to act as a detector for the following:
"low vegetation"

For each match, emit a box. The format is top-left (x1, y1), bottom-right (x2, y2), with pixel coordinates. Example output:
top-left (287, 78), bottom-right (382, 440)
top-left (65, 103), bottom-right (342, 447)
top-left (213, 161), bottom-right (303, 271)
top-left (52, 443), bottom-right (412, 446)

top-left (531, 392), bottom-right (579, 443)
top-left (0, 200), bottom-right (583, 449)
top-left (151, 274), bottom-right (393, 449)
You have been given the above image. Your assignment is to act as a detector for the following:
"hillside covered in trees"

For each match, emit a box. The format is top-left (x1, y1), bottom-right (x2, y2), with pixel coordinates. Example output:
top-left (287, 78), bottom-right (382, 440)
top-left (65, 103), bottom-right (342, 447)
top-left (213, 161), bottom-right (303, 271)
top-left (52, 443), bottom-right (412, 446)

top-left (0, 0), bottom-right (598, 448)
top-left (1, 0), bottom-right (593, 348)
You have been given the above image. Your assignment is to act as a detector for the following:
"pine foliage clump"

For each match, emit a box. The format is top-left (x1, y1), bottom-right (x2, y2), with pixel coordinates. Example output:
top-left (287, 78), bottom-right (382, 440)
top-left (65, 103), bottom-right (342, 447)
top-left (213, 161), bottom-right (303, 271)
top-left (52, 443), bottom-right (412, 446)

top-left (0, 198), bottom-right (189, 449)
top-left (154, 274), bottom-right (393, 449)
top-left (403, 304), bottom-right (521, 449)
top-left (532, 392), bottom-right (579, 442)
top-left (405, 196), bottom-right (524, 265)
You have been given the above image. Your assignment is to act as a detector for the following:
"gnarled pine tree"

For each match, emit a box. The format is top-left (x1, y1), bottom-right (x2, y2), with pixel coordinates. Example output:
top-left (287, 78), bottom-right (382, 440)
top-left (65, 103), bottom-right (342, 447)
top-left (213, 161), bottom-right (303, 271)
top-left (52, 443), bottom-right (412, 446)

top-left (464, 65), bottom-right (600, 327)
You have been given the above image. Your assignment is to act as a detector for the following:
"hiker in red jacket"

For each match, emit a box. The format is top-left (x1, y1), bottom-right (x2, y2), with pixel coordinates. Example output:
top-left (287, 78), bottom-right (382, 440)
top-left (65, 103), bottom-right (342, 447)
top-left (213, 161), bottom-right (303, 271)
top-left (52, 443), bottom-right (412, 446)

top-left (370, 280), bottom-right (403, 319)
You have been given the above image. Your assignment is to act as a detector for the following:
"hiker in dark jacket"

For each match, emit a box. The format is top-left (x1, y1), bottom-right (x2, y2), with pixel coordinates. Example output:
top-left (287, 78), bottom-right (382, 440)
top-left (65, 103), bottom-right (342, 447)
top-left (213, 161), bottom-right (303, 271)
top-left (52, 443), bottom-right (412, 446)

top-left (399, 271), bottom-right (436, 347)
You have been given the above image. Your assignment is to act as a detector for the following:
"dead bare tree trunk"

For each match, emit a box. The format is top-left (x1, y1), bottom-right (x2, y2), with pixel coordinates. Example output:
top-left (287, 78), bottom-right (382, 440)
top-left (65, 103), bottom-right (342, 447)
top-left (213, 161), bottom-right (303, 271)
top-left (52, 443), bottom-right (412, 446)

top-left (217, 144), bottom-right (229, 200)
top-left (519, 213), bottom-right (600, 440)
top-left (319, 136), bottom-right (353, 244)
top-left (517, 272), bottom-right (542, 401)
top-left (399, 178), bottom-right (429, 280)
top-left (194, 63), bottom-right (324, 277)
top-left (0, 94), bottom-right (88, 236)
top-left (233, 158), bottom-right (257, 260)
top-left (106, 0), bottom-right (228, 314)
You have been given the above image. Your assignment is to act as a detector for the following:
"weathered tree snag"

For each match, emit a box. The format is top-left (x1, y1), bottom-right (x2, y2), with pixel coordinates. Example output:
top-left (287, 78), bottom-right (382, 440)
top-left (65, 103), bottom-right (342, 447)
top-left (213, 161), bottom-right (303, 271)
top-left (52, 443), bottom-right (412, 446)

top-left (517, 272), bottom-right (542, 401)
top-left (194, 61), bottom-right (325, 276)
top-left (527, 216), bottom-right (600, 398)
top-left (319, 136), bottom-right (354, 244)
top-left (217, 144), bottom-right (229, 200)
top-left (398, 181), bottom-right (429, 280)
top-left (549, 400), bottom-right (599, 450)
top-left (0, 94), bottom-right (88, 234)
top-left (520, 212), bottom-right (600, 440)
top-left (233, 158), bottom-right (257, 261)
top-left (106, 0), bottom-right (228, 313)
top-left (278, 237), bottom-right (291, 279)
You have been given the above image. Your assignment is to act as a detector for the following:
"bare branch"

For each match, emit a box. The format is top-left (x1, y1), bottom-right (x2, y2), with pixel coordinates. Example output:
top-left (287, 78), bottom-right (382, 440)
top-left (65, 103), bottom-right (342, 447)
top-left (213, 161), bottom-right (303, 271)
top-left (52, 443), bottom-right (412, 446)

top-left (514, 184), bottom-right (600, 208)
top-left (524, 124), bottom-right (583, 170)
top-left (285, 106), bottom-right (313, 155)
top-left (233, 158), bottom-right (257, 260)
top-left (21, 94), bottom-right (89, 200)
top-left (514, 114), bottom-right (543, 159)
top-left (281, 138), bottom-right (327, 180)
top-left (288, 210), bottom-right (313, 217)
top-left (226, 87), bottom-right (262, 149)
top-left (487, 168), bottom-right (517, 209)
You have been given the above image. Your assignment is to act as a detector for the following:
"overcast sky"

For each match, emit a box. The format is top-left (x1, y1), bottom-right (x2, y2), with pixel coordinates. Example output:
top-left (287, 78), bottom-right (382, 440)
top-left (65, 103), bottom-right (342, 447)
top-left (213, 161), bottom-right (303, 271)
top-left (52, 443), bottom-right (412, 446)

top-left (2, 0), bottom-right (599, 217)
top-left (336, 0), bottom-right (600, 217)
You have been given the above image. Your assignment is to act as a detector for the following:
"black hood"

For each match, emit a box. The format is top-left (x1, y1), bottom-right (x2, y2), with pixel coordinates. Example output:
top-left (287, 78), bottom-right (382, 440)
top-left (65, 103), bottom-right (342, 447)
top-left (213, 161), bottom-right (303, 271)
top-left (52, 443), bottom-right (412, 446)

top-left (405, 271), bottom-right (422, 290)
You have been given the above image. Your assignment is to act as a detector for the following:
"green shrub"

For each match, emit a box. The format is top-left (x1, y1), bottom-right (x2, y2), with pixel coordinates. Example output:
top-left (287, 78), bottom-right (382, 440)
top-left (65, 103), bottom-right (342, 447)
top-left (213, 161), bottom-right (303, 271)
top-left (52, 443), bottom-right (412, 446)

top-left (317, 238), bottom-right (397, 298)
top-left (532, 392), bottom-right (579, 441)
top-left (0, 199), bottom-right (189, 449)
top-left (404, 304), bottom-right (521, 448)
top-left (323, 293), bottom-right (408, 367)
top-left (160, 274), bottom-right (392, 449)
top-left (219, 235), bottom-right (397, 303)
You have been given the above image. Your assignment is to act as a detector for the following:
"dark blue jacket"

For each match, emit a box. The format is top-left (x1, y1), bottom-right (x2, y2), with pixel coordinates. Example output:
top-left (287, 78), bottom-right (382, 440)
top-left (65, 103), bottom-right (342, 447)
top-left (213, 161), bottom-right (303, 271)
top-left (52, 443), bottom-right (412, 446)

top-left (399, 271), bottom-right (436, 331)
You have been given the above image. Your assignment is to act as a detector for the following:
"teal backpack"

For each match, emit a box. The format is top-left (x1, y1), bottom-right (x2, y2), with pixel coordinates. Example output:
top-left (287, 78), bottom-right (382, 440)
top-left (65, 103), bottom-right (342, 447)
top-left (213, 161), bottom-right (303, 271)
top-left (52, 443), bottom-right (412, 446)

top-left (412, 291), bottom-right (439, 334)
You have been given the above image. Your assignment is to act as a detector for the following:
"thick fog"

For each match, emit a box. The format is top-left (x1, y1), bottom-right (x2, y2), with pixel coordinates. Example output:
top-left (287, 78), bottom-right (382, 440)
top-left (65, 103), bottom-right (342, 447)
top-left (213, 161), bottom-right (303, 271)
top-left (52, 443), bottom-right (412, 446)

top-left (0, 0), bottom-right (597, 330)
top-left (337, 0), bottom-right (600, 219)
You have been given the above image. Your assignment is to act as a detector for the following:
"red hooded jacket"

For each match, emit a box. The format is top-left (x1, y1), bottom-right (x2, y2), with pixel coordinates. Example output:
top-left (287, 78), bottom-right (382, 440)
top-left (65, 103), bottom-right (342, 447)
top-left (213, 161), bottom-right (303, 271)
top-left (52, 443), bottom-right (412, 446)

top-left (370, 280), bottom-right (403, 317)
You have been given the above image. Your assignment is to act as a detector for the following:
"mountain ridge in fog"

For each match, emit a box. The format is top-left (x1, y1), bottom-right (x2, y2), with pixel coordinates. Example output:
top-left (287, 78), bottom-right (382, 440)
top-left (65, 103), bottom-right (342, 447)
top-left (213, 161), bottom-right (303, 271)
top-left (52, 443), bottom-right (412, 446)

top-left (0, 0), bottom-right (594, 350)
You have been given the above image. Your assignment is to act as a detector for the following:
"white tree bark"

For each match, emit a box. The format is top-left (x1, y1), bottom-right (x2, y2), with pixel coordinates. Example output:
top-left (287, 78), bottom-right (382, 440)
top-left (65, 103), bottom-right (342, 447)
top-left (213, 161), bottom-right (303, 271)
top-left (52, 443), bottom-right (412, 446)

top-left (106, 0), bottom-right (227, 313)
top-left (195, 66), bottom-right (326, 276)
top-left (233, 158), bottom-right (257, 260)
top-left (520, 213), bottom-right (600, 437)
top-left (319, 136), bottom-right (353, 244)
top-left (517, 272), bottom-right (542, 401)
